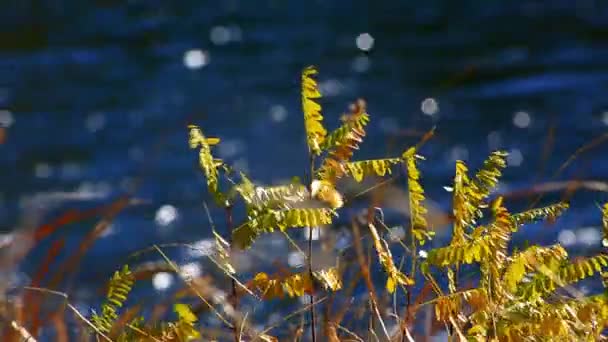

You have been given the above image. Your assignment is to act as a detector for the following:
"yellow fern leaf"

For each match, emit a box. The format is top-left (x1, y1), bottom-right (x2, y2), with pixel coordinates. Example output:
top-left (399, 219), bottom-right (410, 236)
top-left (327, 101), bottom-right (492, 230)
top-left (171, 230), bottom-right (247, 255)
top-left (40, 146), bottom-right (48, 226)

top-left (311, 179), bottom-right (344, 209)
top-left (171, 303), bottom-right (200, 341)
top-left (368, 223), bottom-right (414, 293)
top-left (302, 66), bottom-right (326, 155)
top-left (174, 304), bottom-right (197, 324)
top-left (314, 266), bottom-right (343, 291)
top-left (318, 99), bottom-right (370, 182)
top-left (511, 202), bottom-right (569, 230)
top-left (403, 148), bottom-right (432, 244)
top-left (451, 160), bottom-right (475, 245)
top-left (469, 150), bottom-right (508, 208)
top-left (518, 254), bottom-right (608, 303)
top-left (560, 254), bottom-right (608, 283)
top-left (232, 208), bottom-right (334, 249)
top-left (249, 267), bottom-right (341, 299)
top-left (450, 151), bottom-right (508, 245)
top-left (344, 158), bottom-right (401, 182)
top-left (502, 245), bottom-right (567, 293)
top-left (234, 173), bottom-right (309, 211)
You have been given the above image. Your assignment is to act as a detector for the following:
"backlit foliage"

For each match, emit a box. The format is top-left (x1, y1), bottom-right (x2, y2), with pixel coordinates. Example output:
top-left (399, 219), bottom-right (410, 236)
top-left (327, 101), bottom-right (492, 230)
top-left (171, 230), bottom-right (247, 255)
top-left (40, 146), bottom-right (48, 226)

top-left (188, 125), bottom-right (223, 205)
top-left (369, 222), bottom-right (414, 293)
top-left (301, 66), bottom-right (327, 155)
top-left (187, 66), bottom-right (432, 302)
top-left (63, 66), bottom-right (608, 342)
top-left (422, 151), bottom-right (608, 341)
top-left (249, 267), bottom-right (342, 299)
top-left (91, 265), bottom-right (135, 334)
top-left (232, 208), bottom-right (334, 249)
top-left (90, 266), bottom-right (202, 341)
top-left (317, 99), bottom-right (370, 183)
top-left (403, 147), bottom-right (432, 245)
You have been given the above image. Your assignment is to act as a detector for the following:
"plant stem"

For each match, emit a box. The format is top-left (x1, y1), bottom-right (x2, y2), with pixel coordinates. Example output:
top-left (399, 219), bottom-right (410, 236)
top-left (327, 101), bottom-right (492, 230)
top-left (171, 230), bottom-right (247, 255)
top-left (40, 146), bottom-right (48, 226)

top-left (226, 205), bottom-right (239, 342)
top-left (307, 153), bottom-right (317, 342)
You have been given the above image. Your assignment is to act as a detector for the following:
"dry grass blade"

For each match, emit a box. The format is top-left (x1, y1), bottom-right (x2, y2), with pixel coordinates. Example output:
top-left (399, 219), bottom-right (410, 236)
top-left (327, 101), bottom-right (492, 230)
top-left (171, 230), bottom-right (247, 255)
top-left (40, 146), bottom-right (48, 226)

top-left (22, 286), bottom-right (114, 342)
top-left (152, 245), bottom-right (233, 329)
top-left (10, 320), bottom-right (37, 342)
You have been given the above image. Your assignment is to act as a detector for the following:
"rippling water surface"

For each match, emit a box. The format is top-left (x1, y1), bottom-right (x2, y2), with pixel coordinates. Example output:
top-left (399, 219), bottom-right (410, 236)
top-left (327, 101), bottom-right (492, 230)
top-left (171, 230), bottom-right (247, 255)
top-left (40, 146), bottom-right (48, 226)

top-left (2, 1), bottom-right (608, 338)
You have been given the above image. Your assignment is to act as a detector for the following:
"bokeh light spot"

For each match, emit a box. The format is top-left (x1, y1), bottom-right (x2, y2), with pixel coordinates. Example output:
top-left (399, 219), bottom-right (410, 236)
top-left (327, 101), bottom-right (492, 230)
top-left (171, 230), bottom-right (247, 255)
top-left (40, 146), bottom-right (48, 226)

top-left (183, 49), bottom-right (209, 69)
top-left (356, 33), bottom-right (374, 51)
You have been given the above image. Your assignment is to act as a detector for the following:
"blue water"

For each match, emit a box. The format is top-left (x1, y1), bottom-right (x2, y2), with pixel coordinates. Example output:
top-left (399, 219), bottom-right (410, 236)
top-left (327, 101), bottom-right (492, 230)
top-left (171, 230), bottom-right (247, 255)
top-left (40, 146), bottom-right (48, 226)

top-left (3, 1), bottom-right (608, 339)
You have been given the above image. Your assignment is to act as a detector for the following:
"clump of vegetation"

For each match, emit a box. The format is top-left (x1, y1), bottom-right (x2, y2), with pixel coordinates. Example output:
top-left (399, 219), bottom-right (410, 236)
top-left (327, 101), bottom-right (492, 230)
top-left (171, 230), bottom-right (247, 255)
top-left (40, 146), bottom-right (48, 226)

top-left (2, 66), bottom-right (608, 341)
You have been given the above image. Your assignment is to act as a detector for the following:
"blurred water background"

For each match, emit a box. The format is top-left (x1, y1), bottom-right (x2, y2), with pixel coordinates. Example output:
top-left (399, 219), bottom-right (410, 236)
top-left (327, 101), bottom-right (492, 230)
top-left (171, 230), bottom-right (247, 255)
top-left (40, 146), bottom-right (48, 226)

top-left (2, 0), bottom-right (608, 339)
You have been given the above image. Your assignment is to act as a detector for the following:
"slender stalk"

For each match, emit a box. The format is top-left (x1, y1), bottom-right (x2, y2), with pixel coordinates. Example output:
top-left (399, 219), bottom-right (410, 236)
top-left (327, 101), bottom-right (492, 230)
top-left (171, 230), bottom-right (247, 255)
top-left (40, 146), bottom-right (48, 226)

top-left (226, 205), bottom-right (239, 342)
top-left (351, 220), bottom-right (389, 341)
top-left (306, 153), bottom-right (317, 342)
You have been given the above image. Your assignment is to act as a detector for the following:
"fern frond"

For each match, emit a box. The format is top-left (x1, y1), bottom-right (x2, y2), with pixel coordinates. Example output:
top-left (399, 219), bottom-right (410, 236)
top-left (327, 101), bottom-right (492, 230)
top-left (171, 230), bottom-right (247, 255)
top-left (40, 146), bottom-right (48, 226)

top-left (311, 179), bottom-right (344, 209)
top-left (426, 236), bottom-right (490, 267)
top-left (518, 254), bottom-right (608, 302)
top-left (232, 208), bottom-right (334, 249)
top-left (560, 254), bottom-right (608, 284)
top-left (511, 202), bottom-right (569, 230)
top-left (249, 267), bottom-right (342, 299)
top-left (469, 150), bottom-right (508, 209)
top-left (233, 173), bottom-right (309, 211)
top-left (171, 303), bottom-right (201, 341)
top-left (368, 223), bottom-right (414, 293)
top-left (301, 66), bottom-right (326, 155)
top-left (427, 206), bottom-right (512, 268)
top-left (344, 158), bottom-right (401, 183)
top-left (91, 265), bottom-right (135, 334)
top-left (451, 161), bottom-right (475, 245)
top-left (403, 148), bottom-right (432, 244)
top-left (497, 294), bottom-right (608, 339)
top-left (450, 151), bottom-right (508, 245)
top-left (318, 99), bottom-right (370, 182)
top-left (188, 125), bottom-right (224, 204)
top-left (502, 244), bottom-right (568, 293)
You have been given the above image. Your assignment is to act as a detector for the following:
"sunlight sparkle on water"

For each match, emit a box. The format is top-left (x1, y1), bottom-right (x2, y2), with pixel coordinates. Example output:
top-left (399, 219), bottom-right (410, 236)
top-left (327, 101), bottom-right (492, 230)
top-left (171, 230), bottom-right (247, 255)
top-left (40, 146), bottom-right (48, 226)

top-left (356, 33), bottom-right (375, 51)
top-left (35, 163), bottom-right (52, 178)
top-left (487, 131), bottom-right (502, 150)
top-left (152, 272), bottom-right (174, 291)
top-left (513, 111), bottom-right (531, 128)
top-left (421, 98), bottom-right (439, 116)
top-left (288, 251), bottom-right (305, 268)
top-left (270, 105), bottom-right (287, 122)
top-left (576, 227), bottom-right (601, 246)
top-left (180, 262), bottom-right (202, 280)
top-left (507, 148), bottom-right (523, 167)
top-left (0, 110), bottom-right (14, 127)
top-left (352, 55), bottom-right (370, 72)
top-left (602, 112), bottom-right (608, 126)
top-left (210, 26), bottom-right (231, 45)
top-left (155, 204), bottom-right (178, 226)
top-left (86, 112), bottom-right (106, 132)
top-left (558, 229), bottom-right (576, 246)
top-left (183, 49), bottom-right (209, 69)
top-left (189, 239), bottom-right (215, 257)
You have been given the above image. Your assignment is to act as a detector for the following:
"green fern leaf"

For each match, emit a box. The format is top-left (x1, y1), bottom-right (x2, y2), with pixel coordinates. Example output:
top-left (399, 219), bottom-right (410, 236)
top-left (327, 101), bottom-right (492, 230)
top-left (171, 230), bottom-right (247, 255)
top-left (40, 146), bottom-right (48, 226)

top-left (188, 125), bottom-right (224, 204)
top-left (91, 265), bottom-right (135, 334)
